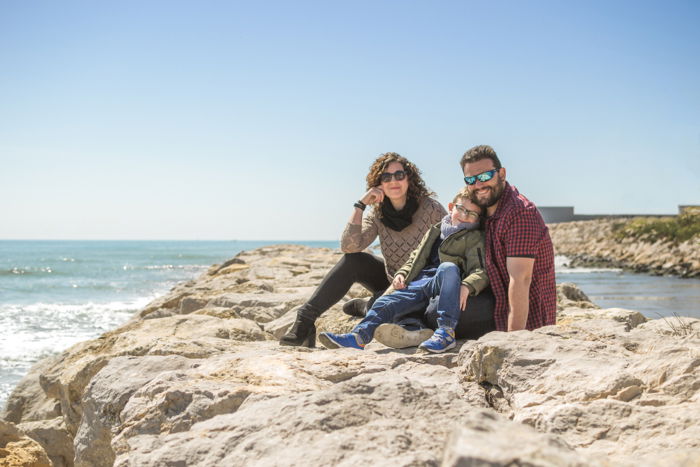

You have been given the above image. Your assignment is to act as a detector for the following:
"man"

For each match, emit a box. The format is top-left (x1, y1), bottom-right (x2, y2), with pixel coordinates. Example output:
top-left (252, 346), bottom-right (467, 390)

top-left (460, 145), bottom-right (556, 331)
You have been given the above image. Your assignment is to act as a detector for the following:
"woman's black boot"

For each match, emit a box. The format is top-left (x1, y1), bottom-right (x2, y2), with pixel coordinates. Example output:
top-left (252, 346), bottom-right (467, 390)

top-left (280, 312), bottom-right (316, 348)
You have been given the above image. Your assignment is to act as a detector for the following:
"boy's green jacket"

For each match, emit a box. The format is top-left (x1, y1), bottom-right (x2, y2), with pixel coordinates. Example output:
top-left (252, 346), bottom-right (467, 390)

top-left (392, 223), bottom-right (489, 296)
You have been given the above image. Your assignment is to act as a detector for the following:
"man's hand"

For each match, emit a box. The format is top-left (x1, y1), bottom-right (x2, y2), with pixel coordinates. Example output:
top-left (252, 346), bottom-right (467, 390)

top-left (361, 186), bottom-right (385, 205)
top-left (392, 274), bottom-right (406, 290)
top-left (506, 257), bottom-right (535, 331)
top-left (459, 284), bottom-right (469, 311)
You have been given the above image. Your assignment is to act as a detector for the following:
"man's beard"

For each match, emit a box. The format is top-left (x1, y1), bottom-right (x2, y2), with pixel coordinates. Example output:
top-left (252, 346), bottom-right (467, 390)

top-left (470, 176), bottom-right (505, 208)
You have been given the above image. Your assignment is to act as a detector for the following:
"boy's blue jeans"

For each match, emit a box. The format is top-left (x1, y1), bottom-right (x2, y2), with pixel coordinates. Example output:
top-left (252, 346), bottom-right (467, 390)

top-left (352, 262), bottom-right (461, 344)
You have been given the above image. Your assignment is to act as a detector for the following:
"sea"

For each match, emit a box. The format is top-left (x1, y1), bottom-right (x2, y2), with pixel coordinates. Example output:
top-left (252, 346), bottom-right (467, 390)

top-left (1, 240), bottom-right (699, 410)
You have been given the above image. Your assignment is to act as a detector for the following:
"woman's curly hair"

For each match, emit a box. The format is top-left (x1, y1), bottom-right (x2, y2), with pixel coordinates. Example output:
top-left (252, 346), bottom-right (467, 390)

top-left (366, 152), bottom-right (435, 213)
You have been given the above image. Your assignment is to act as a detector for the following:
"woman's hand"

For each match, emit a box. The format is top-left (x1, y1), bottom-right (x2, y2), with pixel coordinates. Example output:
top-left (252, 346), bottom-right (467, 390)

top-left (361, 187), bottom-right (385, 205)
top-left (392, 274), bottom-right (406, 290)
top-left (460, 285), bottom-right (469, 311)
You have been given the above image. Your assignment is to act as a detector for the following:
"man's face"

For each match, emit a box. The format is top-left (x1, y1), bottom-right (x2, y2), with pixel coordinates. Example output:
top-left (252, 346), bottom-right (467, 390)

top-left (462, 159), bottom-right (506, 209)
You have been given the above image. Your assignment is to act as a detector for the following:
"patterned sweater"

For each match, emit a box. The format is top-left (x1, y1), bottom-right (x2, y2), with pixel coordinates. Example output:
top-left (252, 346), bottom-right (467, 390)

top-left (340, 197), bottom-right (447, 280)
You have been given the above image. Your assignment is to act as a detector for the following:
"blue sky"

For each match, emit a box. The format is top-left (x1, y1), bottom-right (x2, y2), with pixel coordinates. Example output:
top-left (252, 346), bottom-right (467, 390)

top-left (1, 0), bottom-right (698, 240)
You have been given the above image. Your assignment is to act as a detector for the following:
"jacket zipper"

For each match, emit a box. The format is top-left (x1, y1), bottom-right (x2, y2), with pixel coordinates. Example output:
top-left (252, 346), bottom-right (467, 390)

top-left (477, 247), bottom-right (485, 268)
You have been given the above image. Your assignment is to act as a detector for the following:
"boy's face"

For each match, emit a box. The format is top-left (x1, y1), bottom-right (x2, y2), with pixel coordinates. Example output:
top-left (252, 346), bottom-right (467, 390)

top-left (448, 197), bottom-right (482, 225)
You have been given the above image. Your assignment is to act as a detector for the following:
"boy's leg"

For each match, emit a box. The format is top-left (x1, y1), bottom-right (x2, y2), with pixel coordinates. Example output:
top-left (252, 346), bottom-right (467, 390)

top-left (418, 262), bottom-right (461, 353)
top-left (427, 262), bottom-right (462, 330)
top-left (351, 286), bottom-right (428, 344)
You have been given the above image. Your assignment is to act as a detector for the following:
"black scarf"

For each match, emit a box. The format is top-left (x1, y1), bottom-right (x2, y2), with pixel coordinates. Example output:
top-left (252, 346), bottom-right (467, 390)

top-left (380, 197), bottom-right (419, 231)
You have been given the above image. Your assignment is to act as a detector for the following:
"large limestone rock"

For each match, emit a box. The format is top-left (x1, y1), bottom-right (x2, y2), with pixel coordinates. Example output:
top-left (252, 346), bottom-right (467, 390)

top-left (549, 218), bottom-right (700, 277)
top-left (0, 420), bottom-right (51, 467)
top-left (459, 313), bottom-right (700, 465)
top-left (2, 244), bottom-right (699, 466)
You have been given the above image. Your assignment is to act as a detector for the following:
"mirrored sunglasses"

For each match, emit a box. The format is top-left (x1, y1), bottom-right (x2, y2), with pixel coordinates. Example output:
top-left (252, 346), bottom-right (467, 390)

top-left (464, 169), bottom-right (498, 186)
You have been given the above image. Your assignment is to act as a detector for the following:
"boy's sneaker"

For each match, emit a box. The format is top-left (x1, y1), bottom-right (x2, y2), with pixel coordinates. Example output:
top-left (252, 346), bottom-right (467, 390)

top-left (374, 323), bottom-right (434, 349)
top-left (318, 332), bottom-right (365, 350)
top-left (418, 328), bottom-right (456, 353)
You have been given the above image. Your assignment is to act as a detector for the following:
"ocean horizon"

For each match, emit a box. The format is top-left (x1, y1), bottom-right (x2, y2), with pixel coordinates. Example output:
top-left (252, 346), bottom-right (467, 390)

top-left (1, 240), bottom-right (699, 410)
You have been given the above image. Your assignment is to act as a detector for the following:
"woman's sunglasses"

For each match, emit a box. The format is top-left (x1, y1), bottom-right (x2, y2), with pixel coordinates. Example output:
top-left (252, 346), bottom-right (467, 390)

top-left (380, 170), bottom-right (407, 183)
top-left (464, 169), bottom-right (498, 186)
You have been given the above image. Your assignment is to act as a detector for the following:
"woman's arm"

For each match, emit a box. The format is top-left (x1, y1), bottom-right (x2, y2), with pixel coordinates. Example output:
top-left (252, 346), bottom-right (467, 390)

top-left (341, 186), bottom-right (385, 252)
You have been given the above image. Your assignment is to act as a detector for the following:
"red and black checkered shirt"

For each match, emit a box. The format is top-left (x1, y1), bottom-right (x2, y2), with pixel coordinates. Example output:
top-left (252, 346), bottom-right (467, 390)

top-left (484, 183), bottom-right (557, 331)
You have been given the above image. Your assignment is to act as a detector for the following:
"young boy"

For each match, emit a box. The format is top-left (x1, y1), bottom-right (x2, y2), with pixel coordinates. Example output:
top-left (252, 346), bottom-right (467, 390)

top-left (319, 188), bottom-right (489, 353)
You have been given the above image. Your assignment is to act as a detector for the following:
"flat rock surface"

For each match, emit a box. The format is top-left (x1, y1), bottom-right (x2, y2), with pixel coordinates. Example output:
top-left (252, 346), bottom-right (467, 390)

top-left (2, 244), bottom-right (699, 466)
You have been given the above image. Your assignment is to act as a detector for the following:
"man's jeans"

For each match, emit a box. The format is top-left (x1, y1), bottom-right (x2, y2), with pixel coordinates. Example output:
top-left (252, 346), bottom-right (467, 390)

top-left (352, 262), bottom-right (461, 344)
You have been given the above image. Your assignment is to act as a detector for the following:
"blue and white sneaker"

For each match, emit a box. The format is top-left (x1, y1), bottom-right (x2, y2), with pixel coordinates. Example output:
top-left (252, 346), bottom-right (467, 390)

top-left (318, 332), bottom-right (365, 350)
top-left (418, 327), bottom-right (456, 353)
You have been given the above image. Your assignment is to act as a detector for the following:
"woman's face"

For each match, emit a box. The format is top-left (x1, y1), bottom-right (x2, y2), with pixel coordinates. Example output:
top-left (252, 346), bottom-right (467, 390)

top-left (380, 161), bottom-right (409, 202)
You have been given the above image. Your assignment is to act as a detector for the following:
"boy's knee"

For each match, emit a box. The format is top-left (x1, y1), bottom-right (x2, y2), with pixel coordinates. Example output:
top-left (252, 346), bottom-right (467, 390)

top-left (437, 262), bottom-right (459, 275)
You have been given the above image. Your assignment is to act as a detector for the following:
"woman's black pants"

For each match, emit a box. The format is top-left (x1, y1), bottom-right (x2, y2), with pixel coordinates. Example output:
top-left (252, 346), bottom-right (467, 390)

top-left (297, 252), bottom-right (390, 322)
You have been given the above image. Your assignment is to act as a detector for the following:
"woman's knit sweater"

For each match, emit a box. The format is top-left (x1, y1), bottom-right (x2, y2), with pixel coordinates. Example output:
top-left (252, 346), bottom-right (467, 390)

top-left (340, 197), bottom-right (447, 280)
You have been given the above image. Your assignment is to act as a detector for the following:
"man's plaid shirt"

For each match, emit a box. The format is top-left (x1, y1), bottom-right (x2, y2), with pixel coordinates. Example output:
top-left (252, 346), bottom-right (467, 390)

top-left (484, 182), bottom-right (556, 331)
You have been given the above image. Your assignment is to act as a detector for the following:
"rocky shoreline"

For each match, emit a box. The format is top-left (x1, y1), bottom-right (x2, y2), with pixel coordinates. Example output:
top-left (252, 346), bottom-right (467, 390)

top-left (549, 218), bottom-right (700, 278)
top-left (1, 244), bottom-right (699, 466)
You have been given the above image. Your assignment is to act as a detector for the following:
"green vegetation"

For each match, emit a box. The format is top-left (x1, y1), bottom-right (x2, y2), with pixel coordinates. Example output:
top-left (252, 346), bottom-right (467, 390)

top-left (612, 210), bottom-right (700, 244)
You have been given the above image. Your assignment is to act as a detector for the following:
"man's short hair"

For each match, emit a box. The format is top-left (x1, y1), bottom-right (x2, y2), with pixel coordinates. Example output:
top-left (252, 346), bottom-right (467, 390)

top-left (460, 145), bottom-right (502, 170)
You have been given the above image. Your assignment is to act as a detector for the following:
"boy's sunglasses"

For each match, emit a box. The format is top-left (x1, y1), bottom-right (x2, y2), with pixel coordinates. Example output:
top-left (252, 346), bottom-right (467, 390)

top-left (380, 170), bottom-right (407, 183)
top-left (464, 169), bottom-right (498, 186)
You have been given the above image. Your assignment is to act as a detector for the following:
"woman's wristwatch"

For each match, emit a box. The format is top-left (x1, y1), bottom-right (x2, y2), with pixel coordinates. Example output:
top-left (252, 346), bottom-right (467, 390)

top-left (353, 200), bottom-right (367, 211)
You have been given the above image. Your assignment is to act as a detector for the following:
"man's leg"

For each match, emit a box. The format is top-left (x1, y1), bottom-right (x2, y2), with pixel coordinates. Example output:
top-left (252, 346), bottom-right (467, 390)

top-left (425, 287), bottom-right (496, 340)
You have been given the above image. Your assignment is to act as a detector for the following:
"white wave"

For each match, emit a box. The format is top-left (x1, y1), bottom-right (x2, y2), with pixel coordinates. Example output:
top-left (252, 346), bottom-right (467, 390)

top-left (0, 296), bottom-right (154, 316)
top-left (0, 296), bottom-right (156, 363)
top-left (143, 264), bottom-right (206, 271)
top-left (554, 255), bottom-right (622, 274)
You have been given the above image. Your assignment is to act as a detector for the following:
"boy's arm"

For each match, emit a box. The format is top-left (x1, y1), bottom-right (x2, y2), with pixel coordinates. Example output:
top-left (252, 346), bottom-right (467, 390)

top-left (394, 228), bottom-right (432, 279)
top-left (461, 269), bottom-right (489, 296)
top-left (461, 233), bottom-right (490, 296)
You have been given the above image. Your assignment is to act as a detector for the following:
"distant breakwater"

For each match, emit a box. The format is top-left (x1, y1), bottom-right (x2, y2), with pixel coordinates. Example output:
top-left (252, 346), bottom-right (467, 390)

top-left (549, 218), bottom-right (700, 278)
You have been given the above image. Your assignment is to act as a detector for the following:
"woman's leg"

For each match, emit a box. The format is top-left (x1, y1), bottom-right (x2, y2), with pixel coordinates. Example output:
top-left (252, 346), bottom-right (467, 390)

top-left (297, 252), bottom-right (389, 321)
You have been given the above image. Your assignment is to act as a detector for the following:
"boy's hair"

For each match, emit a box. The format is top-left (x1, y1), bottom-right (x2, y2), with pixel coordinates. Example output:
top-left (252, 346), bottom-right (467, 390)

top-left (452, 187), bottom-right (484, 219)
top-left (459, 145), bottom-right (502, 170)
top-left (452, 187), bottom-right (472, 204)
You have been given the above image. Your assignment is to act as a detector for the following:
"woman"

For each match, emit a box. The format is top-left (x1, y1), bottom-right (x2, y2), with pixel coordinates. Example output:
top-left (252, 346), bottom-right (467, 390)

top-left (280, 152), bottom-right (446, 347)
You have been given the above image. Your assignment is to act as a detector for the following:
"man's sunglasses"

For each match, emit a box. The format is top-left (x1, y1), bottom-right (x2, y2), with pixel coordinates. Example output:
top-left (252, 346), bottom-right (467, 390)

top-left (464, 169), bottom-right (498, 186)
top-left (380, 170), bottom-right (407, 183)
